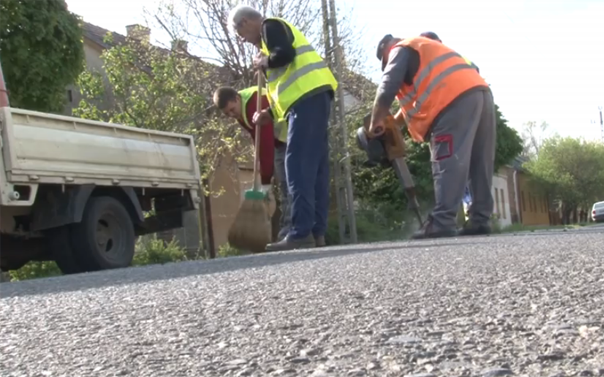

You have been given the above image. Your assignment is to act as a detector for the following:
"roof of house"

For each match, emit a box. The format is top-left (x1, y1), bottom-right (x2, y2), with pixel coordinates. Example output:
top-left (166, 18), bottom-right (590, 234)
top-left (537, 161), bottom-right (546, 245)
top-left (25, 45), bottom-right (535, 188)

top-left (80, 21), bottom-right (375, 103)
top-left (82, 22), bottom-right (127, 49)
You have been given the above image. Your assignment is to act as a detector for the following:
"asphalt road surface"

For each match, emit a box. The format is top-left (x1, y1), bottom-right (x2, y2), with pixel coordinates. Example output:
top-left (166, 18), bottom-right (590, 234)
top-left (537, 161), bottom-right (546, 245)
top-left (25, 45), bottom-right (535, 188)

top-left (2, 231), bottom-right (603, 377)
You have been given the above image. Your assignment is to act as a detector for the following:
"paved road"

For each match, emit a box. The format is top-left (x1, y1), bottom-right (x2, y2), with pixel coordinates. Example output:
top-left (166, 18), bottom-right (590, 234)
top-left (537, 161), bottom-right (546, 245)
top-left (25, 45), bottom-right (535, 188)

top-left (2, 232), bottom-right (603, 377)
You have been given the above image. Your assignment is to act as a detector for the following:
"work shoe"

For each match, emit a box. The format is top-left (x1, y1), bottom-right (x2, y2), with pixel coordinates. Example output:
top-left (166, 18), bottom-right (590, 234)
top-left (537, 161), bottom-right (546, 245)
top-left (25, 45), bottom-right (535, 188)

top-left (265, 234), bottom-right (316, 252)
top-left (315, 235), bottom-right (326, 247)
top-left (458, 220), bottom-right (492, 236)
top-left (411, 215), bottom-right (458, 240)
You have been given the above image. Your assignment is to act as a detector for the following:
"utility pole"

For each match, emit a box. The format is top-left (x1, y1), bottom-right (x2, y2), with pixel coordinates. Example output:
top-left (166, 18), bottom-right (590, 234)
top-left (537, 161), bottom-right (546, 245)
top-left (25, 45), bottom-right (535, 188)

top-left (599, 106), bottom-right (603, 143)
top-left (321, 0), bottom-right (357, 244)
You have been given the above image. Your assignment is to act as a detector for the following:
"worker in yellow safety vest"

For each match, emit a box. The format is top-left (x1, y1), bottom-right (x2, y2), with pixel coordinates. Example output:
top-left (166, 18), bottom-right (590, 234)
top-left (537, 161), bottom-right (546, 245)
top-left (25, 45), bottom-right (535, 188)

top-left (227, 5), bottom-right (338, 251)
top-left (213, 85), bottom-right (290, 240)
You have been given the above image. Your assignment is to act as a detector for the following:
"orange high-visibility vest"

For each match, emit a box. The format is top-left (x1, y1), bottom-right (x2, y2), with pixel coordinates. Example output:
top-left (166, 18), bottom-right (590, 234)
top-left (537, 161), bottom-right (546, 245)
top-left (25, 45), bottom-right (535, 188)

top-left (392, 37), bottom-right (488, 142)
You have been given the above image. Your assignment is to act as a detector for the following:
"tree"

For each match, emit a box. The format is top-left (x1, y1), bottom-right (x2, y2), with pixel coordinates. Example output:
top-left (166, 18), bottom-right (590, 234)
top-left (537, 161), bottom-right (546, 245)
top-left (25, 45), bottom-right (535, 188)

top-left (520, 120), bottom-right (552, 158)
top-left (524, 136), bottom-right (604, 224)
top-left (0, 0), bottom-right (84, 112)
top-left (494, 104), bottom-right (523, 171)
top-left (74, 34), bottom-right (241, 181)
top-left (150, 0), bottom-right (368, 88)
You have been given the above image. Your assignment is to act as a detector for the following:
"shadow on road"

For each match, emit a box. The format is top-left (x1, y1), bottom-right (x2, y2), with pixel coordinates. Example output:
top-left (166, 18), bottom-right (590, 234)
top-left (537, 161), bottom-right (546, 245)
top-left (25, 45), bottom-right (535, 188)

top-left (1, 239), bottom-right (500, 298)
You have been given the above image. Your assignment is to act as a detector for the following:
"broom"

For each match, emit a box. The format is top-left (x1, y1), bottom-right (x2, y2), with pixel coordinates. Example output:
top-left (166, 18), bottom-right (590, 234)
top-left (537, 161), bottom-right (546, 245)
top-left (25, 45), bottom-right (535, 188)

top-left (227, 73), bottom-right (272, 253)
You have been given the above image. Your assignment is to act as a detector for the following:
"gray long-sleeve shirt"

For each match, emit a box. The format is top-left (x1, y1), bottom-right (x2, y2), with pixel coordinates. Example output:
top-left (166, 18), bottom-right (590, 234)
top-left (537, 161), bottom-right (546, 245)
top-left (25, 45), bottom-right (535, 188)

top-left (374, 46), bottom-right (419, 109)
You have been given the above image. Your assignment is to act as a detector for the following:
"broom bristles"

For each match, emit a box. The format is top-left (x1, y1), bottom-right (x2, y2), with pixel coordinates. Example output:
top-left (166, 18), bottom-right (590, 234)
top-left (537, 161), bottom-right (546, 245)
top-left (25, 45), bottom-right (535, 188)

top-left (228, 197), bottom-right (272, 253)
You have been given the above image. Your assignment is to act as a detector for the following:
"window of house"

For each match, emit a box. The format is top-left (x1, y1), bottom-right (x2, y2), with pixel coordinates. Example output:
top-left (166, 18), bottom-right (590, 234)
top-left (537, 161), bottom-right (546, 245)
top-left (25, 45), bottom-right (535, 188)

top-left (67, 90), bottom-right (73, 103)
top-left (500, 188), bottom-right (506, 219)
top-left (521, 191), bottom-right (526, 211)
top-left (495, 189), bottom-right (500, 217)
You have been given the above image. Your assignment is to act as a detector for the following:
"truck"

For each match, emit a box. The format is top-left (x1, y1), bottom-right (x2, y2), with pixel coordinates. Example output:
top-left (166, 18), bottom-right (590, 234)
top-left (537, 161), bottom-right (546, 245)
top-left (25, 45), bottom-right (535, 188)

top-left (0, 65), bottom-right (202, 275)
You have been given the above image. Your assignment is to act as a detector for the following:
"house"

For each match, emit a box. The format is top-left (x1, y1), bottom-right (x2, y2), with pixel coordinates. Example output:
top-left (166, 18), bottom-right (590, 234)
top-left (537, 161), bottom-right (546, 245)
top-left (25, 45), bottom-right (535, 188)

top-left (68, 20), bottom-right (373, 254)
top-left (501, 157), bottom-right (552, 227)
top-left (492, 171), bottom-right (512, 227)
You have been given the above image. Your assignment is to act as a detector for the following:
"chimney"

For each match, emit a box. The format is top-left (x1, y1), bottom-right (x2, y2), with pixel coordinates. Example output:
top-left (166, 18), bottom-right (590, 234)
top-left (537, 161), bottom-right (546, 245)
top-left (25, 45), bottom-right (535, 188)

top-left (171, 39), bottom-right (188, 53)
top-left (126, 24), bottom-right (150, 43)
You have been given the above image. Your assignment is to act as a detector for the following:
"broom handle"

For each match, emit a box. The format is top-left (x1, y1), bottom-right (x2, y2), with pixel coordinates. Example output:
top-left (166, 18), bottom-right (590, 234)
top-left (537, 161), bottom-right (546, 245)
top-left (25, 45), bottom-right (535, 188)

top-left (253, 72), bottom-right (264, 191)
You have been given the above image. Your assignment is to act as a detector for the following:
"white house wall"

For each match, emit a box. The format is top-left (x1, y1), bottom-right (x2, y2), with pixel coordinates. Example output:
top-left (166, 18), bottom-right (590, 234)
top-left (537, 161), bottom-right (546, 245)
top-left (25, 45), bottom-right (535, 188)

top-left (492, 174), bottom-right (512, 227)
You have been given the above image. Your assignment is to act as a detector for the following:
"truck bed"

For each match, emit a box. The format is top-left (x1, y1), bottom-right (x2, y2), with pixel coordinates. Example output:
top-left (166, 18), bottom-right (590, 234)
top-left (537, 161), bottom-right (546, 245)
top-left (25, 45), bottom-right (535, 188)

top-left (0, 107), bottom-right (201, 189)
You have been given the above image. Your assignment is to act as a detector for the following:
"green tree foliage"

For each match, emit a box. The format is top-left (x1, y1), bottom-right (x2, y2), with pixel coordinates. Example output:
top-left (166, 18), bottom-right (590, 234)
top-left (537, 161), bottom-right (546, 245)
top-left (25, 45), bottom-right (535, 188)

top-left (74, 34), bottom-right (243, 180)
top-left (350, 104), bottom-right (523, 216)
top-left (494, 104), bottom-right (523, 171)
top-left (0, 0), bottom-right (84, 112)
top-left (524, 136), bottom-right (604, 220)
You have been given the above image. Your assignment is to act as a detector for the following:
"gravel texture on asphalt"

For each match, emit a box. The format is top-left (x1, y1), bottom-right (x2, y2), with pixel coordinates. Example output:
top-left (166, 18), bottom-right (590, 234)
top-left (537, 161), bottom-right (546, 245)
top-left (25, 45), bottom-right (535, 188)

top-left (1, 232), bottom-right (603, 377)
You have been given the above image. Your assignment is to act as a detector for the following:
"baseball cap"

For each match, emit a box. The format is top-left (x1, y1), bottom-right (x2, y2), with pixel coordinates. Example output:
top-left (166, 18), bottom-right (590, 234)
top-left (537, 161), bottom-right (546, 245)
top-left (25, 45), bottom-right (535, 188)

top-left (420, 31), bottom-right (441, 42)
top-left (376, 34), bottom-right (394, 70)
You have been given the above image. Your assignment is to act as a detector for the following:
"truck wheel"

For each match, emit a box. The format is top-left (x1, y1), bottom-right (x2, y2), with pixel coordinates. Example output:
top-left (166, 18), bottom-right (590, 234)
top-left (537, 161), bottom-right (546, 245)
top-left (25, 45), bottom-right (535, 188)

top-left (47, 226), bottom-right (86, 275)
top-left (71, 196), bottom-right (135, 271)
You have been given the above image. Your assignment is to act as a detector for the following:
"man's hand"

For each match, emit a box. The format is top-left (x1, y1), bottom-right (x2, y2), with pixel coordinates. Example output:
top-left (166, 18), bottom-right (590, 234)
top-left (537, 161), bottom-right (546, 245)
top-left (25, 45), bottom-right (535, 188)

top-left (253, 52), bottom-right (268, 70)
top-left (253, 109), bottom-right (272, 126)
top-left (369, 107), bottom-right (389, 137)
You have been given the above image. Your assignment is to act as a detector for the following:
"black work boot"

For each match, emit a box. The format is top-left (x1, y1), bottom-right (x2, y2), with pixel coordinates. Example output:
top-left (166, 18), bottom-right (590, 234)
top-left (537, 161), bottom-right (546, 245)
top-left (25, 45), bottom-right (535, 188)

top-left (458, 220), bottom-right (492, 236)
top-left (265, 234), bottom-right (316, 252)
top-left (411, 215), bottom-right (458, 240)
top-left (314, 235), bottom-right (326, 247)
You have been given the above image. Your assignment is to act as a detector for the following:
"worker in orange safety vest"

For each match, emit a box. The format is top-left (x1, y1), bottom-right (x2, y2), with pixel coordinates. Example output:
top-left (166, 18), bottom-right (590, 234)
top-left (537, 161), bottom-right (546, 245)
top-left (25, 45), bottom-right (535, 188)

top-left (368, 34), bottom-right (496, 239)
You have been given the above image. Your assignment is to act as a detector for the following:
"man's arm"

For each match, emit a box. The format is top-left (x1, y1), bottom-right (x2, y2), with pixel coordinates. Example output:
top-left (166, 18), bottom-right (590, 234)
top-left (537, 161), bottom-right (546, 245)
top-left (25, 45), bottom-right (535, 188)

top-left (247, 92), bottom-right (275, 185)
top-left (262, 19), bottom-right (296, 69)
top-left (371, 46), bottom-right (411, 121)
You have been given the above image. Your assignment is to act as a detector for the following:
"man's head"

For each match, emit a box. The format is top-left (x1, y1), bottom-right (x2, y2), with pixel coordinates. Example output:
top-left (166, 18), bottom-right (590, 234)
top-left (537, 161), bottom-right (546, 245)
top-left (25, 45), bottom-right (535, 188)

top-left (376, 34), bottom-right (401, 71)
top-left (213, 87), bottom-right (242, 119)
top-left (228, 5), bottom-right (264, 45)
top-left (420, 31), bottom-right (442, 43)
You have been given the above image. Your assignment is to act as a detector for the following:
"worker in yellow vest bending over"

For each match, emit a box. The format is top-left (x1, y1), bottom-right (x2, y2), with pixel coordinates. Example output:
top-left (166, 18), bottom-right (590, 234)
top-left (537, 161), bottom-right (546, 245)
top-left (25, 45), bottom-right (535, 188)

top-left (213, 85), bottom-right (290, 241)
top-left (228, 5), bottom-right (338, 251)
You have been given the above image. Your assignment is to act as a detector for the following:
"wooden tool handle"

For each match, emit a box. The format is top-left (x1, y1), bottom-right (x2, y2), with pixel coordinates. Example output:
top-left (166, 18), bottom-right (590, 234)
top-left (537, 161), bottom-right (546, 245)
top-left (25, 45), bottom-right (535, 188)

top-left (253, 73), bottom-right (264, 191)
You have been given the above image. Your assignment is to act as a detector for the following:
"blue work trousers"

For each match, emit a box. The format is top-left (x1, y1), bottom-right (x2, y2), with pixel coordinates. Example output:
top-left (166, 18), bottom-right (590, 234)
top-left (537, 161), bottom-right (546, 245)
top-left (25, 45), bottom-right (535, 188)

top-left (285, 91), bottom-right (332, 239)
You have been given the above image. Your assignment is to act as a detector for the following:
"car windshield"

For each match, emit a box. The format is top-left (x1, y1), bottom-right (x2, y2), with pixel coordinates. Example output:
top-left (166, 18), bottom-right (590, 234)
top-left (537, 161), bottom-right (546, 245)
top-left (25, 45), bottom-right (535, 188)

top-left (595, 202), bottom-right (604, 209)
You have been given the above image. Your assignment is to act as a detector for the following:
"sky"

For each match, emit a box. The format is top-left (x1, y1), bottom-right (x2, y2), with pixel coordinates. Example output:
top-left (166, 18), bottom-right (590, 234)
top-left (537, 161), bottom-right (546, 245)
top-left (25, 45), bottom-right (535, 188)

top-left (66, 0), bottom-right (604, 142)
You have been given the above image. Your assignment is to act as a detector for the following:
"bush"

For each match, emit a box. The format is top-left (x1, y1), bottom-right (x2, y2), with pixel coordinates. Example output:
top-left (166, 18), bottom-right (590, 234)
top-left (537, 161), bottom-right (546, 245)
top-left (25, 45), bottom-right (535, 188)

top-left (133, 236), bottom-right (188, 266)
top-left (8, 235), bottom-right (189, 281)
top-left (9, 261), bottom-right (62, 281)
top-left (217, 243), bottom-right (249, 258)
top-left (325, 206), bottom-right (408, 246)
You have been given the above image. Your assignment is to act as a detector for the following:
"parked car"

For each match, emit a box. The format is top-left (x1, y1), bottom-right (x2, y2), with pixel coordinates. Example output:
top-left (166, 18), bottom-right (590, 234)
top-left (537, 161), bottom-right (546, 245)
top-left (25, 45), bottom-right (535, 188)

top-left (592, 201), bottom-right (604, 223)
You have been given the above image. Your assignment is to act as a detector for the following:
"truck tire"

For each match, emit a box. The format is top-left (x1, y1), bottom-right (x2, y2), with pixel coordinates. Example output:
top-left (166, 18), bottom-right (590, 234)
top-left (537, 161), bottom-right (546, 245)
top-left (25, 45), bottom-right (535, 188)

top-left (47, 226), bottom-right (86, 275)
top-left (71, 196), bottom-right (136, 271)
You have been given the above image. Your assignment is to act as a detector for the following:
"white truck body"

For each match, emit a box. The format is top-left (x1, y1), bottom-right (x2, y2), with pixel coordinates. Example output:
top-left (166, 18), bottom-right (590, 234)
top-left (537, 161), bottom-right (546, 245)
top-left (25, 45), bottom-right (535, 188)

top-left (1, 107), bottom-right (200, 206)
top-left (0, 107), bottom-right (202, 273)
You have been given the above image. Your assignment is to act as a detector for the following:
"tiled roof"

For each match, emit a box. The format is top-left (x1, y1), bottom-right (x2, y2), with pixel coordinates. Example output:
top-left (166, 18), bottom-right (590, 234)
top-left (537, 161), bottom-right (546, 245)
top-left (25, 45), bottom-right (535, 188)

top-left (82, 22), bottom-right (126, 48)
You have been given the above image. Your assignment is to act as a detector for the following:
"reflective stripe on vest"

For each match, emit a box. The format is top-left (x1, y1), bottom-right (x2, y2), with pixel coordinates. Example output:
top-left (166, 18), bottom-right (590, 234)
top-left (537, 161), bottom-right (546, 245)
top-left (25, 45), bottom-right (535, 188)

top-left (393, 37), bottom-right (488, 142)
top-left (239, 86), bottom-right (261, 129)
top-left (397, 52), bottom-right (476, 117)
top-left (260, 17), bottom-right (337, 122)
top-left (238, 86), bottom-right (288, 143)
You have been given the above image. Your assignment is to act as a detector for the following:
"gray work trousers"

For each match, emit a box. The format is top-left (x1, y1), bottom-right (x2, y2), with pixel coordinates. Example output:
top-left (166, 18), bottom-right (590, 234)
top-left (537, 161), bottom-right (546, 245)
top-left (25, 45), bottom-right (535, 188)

top-left (274, 143), bottom-right (291, 239)
top-left (429, 88), bottom-right (496, 230)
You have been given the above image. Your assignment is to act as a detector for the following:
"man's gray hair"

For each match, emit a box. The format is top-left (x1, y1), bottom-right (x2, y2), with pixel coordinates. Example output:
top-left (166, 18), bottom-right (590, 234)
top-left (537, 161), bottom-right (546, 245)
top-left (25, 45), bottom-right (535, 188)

top-left (228, 5), bottom-right (263, 28)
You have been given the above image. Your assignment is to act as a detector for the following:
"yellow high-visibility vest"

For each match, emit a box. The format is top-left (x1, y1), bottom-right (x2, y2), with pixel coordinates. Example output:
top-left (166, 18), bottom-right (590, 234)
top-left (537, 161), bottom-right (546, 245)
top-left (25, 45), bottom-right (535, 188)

top-left (260, 17), bottom-right (338, 123)
top-left (239, 86), bottom-right (288, 143)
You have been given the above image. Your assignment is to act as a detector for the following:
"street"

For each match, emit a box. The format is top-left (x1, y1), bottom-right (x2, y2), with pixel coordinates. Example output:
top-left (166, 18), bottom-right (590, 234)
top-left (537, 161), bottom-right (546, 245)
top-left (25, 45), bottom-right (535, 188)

top-left (1, 231), bottom-right (603, 377)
